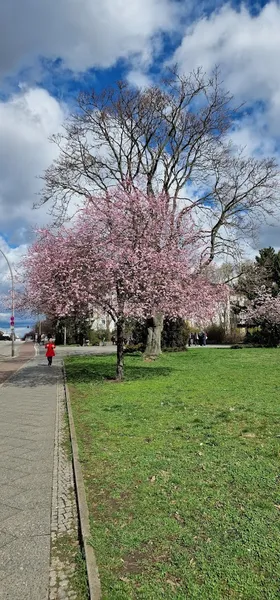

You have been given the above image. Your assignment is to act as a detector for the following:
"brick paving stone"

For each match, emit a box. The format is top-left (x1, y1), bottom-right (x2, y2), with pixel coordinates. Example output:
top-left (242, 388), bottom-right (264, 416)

top-left (48, 381), bottom-right (79, 600)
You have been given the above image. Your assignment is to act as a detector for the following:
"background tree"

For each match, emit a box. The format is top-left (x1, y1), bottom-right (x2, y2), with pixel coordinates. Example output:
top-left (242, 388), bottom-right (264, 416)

top-left (39, 68), bottom-right (280, 349)
top-left (22, 187), bottom-right (226, 379)
top-left (233, 247), bottom-right (280, 346)
top-left (255, 247), bottom-right (280, 295)
top-left (245, 289), bottom-right (280, 347)
top-left (236, 247), bottom-right (280, 301)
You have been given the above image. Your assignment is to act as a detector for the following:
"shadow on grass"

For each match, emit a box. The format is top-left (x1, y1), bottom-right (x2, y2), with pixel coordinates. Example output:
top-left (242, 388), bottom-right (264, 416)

top-left (65, 356), bottom-right (173, 383)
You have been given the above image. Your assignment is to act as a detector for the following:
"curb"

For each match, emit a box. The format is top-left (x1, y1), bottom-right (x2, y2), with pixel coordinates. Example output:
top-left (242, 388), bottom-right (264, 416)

top-left (62, 364), bottom-right (102, 600)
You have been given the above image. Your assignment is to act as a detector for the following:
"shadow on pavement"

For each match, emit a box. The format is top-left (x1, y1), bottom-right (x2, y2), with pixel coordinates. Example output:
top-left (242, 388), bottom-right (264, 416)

top-left (6, 364), bottom-right (61, 387)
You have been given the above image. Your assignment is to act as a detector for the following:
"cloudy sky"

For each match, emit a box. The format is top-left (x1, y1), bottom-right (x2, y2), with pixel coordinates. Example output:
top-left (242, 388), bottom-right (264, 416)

top-left (0, 0), bottom-right (280, 330)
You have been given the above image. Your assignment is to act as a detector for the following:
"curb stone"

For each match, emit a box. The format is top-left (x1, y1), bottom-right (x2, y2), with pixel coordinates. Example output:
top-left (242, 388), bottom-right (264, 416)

top-left (63, 364), bottom-right (102, 600)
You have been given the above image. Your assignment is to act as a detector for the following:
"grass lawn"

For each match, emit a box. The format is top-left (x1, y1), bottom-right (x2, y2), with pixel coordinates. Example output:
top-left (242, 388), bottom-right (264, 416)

top-left (65, 349), bottom-right (280, 600)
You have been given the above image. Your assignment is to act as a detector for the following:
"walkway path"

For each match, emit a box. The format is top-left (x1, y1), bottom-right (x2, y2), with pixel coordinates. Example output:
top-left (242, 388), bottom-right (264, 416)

top-left (0, 347), bottom-right (60, 600)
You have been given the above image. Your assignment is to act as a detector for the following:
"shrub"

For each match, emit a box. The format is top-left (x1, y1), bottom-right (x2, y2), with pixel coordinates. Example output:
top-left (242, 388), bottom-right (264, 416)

top-left (225, 328), bottom-right (245, 345)
top-left (130, 320), bottom-right (147, 346)
top-left (123, 343), bottom-right (145, 354)
top-left (162, 318), bottom-right (190, 349)
top-left (88, 328), bottom-right (109, 346)
top-left (206, 324), bottom-right (226, 344)
top-left (244, 327), bottom-right (280, 347)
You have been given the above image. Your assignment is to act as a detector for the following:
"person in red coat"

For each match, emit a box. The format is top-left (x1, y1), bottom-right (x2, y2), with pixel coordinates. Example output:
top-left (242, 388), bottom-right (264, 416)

top-left (45, 339), bottom-right (56, 366)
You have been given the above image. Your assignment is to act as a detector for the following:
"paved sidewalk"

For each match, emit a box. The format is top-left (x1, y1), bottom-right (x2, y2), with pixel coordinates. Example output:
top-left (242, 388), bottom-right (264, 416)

top-left (0, 352), bottom-right (60, 600)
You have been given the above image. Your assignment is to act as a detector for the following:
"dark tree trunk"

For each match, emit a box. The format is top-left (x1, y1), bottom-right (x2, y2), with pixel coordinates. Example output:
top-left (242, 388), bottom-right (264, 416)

top-left (116, 315), bottom-right (125, 380)
top-left (145, 314), bottom-right (164, 356)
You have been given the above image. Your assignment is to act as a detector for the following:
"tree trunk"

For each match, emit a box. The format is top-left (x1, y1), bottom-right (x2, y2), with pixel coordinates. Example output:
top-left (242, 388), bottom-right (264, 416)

top-left (116, 315), bottom-right (125, 380)
top-left (145, 314), bottom-right (164, 356)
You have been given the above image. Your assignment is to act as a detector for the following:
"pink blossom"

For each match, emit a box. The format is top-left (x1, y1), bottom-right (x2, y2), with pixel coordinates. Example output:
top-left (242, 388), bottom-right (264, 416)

top-left (19, 187), bottom-right (227, 324)
top-left (246, 289), bottom-right (280, 326)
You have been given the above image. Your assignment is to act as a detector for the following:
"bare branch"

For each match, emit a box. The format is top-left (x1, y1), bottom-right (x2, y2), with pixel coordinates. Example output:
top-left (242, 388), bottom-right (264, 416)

top-left (38, 67), bottom-right (280, 260)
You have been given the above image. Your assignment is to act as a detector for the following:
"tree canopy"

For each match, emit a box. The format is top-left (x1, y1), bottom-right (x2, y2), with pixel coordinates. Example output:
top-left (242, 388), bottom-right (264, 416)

top-left (21, 186), bottom-right (226, 377)
top-left (40, 68), bottom-right (280, 263)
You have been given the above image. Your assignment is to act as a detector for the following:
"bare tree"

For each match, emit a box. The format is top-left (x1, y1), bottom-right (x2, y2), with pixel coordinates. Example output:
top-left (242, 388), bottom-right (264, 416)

top-left (39, 67), bottom-right (280, 353)
top-left (41, 68), bottom-right (234, 212)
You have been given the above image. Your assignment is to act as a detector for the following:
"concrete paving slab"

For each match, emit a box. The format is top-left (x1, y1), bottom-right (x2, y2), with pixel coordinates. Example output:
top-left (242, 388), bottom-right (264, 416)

top-left (0, 467), bottom-right (28, 485)
top-left (4, 487), bottom-right (52, 510)
top-left (0, 448), bottom-right (55, 462)
top-left (0, 456), bottom-right (53, 473)
top-left (0, 481), bottom-right (49, 503)
top-left (0, 436), bottom-right (40, 449)
top-left (6, 471), bottom-right (54, 490)
top-left (1, 502), bottom-right (51, 538)
top-left (0, 483), bottom-right (31, 503)
top-left (0, 530), bottom-right (17, 550)
top-left (0, 501), bottom-right (22, 523)
top-left (0, 535), bottom-right (50, 600)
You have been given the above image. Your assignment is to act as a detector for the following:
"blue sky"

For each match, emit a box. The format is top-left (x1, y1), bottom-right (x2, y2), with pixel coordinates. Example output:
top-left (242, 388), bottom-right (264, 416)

top-left (0, 0), bottom-right (280, 331)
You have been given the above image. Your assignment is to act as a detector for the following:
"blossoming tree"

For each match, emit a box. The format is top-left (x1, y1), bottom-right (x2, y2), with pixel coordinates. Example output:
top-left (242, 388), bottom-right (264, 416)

top-left (21, 187), bottom-right (226, 379)
top-left (245, 288), bottom-right (280, 346)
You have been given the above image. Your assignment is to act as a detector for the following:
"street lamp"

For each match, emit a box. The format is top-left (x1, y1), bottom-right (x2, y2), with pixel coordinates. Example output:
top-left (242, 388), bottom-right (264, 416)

top-left (0, 248), bottom-right (15, 358)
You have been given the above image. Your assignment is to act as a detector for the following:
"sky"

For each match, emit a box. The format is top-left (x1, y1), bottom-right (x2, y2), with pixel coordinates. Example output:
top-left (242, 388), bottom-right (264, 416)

top-left (1, 0), bottom-right (280, 331)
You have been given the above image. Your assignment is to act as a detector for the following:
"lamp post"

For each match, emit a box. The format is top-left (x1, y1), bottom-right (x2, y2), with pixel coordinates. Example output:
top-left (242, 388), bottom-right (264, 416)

top-left (0, 248), bottom-right (15, 358)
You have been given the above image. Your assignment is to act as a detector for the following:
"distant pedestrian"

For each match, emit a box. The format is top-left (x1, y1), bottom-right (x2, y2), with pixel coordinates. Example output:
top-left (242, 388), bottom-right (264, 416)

top-left (45, 339), bottom-right (56, 366)
top-left (202, 331), bottom-right (207, 346)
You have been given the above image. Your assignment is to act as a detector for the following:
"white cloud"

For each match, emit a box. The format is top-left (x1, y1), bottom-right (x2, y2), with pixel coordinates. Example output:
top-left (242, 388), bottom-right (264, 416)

top-left (171, 2), bottom-right (280, 252)
top-left (0, 237), bottom-right (28, 313)
top-left (0, 0), bottom-right (178, 79)
top-left (0, 237), bottom-right (28, 282)
top-left (173, 2), bottom-right (280, 136)
top-left (126, 70), bottom-right (152, 89)
top-left (228, 109), bottom-right (278, 158)
top-left (0, 87), bottom-right (66, 245)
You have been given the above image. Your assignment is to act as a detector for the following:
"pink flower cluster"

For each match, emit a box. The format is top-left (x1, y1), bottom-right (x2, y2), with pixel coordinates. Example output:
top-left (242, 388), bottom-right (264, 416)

top-left (20, 187), bottom-right (227, 322)
top-left (246, 289), bottom-right (280, 326)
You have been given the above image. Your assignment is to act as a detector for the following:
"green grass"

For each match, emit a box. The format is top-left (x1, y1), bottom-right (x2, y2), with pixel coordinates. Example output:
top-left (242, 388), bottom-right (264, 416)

top-left (65, 349), bottom-right (280, 599)
top-left (53, 533), bottom-right (89, 599)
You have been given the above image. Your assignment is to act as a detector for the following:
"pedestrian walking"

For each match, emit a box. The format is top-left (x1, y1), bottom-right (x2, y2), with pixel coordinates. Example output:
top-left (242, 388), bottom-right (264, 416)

top-left (45, 339), bottom-right (56, 366)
